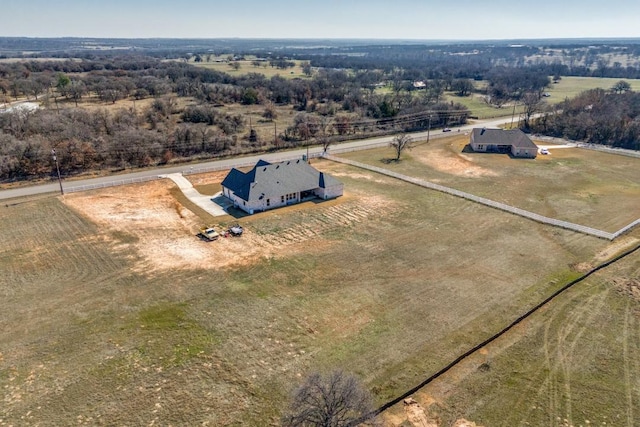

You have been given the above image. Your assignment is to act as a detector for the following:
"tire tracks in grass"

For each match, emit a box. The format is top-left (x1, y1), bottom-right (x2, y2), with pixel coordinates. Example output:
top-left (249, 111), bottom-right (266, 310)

top-left (623, 300), bottom-right (634, 427)
top-left (506, 286), bottom-right (607, 427)
top-left (634, 313), bottom-right (640, 427)
top-left (351, 242), bottom-right (640, 426)
top-left (555, 289), bottom-right (609, 424)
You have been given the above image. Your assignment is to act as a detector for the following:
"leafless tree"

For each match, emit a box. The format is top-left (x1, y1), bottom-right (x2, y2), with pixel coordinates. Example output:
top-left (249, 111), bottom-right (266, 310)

top-left (389, 133), bottom-right (412, 161)
top-left (318, 136), bottom-right (332, 154)
top-left (262, 103), bottom-right (278, 121)
top-left (521, 91), bottom-right (545, 130)
top-left (67, 81), bottom-right (86, 107)
top-left (281, 370), bottom-right (374, 427)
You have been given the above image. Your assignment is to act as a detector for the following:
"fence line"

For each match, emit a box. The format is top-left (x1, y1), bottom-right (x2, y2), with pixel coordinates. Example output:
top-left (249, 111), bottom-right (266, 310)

top-left (64, 175), bottom-right (159, 193)
top-left (533, 135), bottom-right (640, 159)
top-left (323, 154), bottom-right (639, 241)
top-left (351, 242), bottom-right (640, 425)
top-left (64, 153), bottom-right (324, 193)
top-left (63, 151), bottom-right (639, 241)
top-left (613, 219), bottom-right (640, 239)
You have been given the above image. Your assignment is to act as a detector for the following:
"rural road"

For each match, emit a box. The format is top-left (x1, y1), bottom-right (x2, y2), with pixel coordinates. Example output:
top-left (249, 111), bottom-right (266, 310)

top-left (0, 116), bottom-right (513, 201)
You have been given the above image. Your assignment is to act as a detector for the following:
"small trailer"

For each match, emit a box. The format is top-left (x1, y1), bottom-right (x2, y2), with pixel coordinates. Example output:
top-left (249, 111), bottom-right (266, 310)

top-left (228, 225), bottom-right (244, 237)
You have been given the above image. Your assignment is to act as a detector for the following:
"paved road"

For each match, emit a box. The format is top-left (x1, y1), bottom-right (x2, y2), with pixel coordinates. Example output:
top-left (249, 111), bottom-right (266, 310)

top-left (0, 116), bottom-right (513, 201)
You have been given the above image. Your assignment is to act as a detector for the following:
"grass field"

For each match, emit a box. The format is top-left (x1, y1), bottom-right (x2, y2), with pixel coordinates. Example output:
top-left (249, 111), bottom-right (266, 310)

top-left (189, 57), bottom-right (309, 80)
top-left (1, 146), bottom-right (639, 425)
top-left (444, 76), bottom-right (640, 119)
top-left (443, 92), bottom-right (524, 119)
top-left (382, 249), bottom-right (640, 426)
top-left (544, 76), bottom-right (640, 103)
top-left (341, 134), bottom-right (640, 233)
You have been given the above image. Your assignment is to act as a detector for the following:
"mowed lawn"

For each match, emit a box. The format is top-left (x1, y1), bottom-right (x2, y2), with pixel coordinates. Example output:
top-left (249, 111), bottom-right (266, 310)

top-left (0, 155), bottom-right (635, 425)
top-left (339, 133), bottom-right (640, 233)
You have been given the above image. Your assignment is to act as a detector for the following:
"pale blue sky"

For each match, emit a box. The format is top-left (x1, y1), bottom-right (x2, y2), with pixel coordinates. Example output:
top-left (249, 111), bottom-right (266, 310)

top-left (3, 0), bottom-right (640, 40)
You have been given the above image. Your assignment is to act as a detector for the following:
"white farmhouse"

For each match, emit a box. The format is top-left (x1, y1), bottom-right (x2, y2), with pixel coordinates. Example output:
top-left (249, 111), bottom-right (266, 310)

top-left (221, 159), bottom-right (343, 215)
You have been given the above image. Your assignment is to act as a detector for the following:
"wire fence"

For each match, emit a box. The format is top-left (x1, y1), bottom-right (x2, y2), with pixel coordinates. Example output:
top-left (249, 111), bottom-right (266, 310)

top-left (64, 175), bottom-right (159, 193)
top-left (63, 146), bottom-right (639, 241)
top-left (323, 154), bottom-right (640, 241)
top-left (64, 152), bottom-right (325, 193)
top-left (533, 135), bottom-right (640, 159)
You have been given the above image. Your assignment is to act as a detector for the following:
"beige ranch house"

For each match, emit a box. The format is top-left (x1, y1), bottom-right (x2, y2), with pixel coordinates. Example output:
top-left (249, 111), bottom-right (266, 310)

top-left (221, 159), bottom-right (344, 215)
top-left (469, 128), bottom-right (538, 158)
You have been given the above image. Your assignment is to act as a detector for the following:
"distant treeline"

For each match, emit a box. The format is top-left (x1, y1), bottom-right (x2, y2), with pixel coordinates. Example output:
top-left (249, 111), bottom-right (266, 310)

top-left (298, 44), bottom-right (640, 80)
top-left (0, 55), bottom-right (470, 181)
top-left (531, 89), bottom-right (640, 150)
top-left (2, 38), bottom-right (640, 182)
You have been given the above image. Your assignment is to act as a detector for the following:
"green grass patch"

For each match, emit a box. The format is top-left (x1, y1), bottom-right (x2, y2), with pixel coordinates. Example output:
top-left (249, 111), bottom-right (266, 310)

top-left (444, 92), bottom-right (525, 119)
top-left (545, 76), bottom-right (640, 104)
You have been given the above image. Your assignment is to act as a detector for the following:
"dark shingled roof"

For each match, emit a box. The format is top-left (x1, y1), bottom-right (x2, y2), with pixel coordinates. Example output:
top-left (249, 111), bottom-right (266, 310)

top-left (221, 159), bottom-right (342, 202)
top-left (472, 128), bottom-right (537, 149)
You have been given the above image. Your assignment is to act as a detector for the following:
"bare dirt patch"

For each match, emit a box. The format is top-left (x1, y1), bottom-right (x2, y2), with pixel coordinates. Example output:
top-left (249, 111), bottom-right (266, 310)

top-left (593, 236), bottom-right (639, 264)
top-left (613, 278), bottom-right (640, 303)
top-left (328, 170), bottom-right (397, 184)
top-left (386, 396), bottom-right (485, 427)
top-left (403, 397), bottom-right (439, 427)
top-left (63, 179), bottom-right (395, 273)
top-left (572, 237), bottom-right (640, 273)
top-left (414, 147), bottom-right (499, 178)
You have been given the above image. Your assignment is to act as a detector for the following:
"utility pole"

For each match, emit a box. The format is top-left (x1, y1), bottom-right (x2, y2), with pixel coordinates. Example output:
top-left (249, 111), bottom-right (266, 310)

top-left (51, 149), bottom-right (63, 195)
top-left (427, 114), bottom-right (432, 143)
top-left (510, 102), bottom-right (517, 129)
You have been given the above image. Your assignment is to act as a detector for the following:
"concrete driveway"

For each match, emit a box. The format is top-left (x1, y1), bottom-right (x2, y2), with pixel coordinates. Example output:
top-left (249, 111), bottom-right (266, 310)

top-left (161, 173), bottom-right (231, 217)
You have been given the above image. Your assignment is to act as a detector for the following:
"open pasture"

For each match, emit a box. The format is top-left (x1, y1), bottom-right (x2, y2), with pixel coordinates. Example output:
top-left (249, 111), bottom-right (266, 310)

top-left (0, 155), bottom-right (636, 425)
top-left (544, 76), bottom-right (640, 103)
top-left (189, 56), bottom-right (308, 79)
top-left (382, 245), bottom-right (640, 426)
top-left (340, 133), bottom-right (640, 233)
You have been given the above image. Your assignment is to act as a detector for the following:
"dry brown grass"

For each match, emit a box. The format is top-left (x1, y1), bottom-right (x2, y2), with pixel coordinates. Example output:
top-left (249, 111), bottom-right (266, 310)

top-left (340, 133), bottom-right (640, 232)
top-left (1, 154), bottom-right (635, 425)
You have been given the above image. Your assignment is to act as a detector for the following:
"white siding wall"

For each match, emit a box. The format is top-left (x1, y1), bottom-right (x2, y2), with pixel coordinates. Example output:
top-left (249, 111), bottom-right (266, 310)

top-left (224, 184), bottom-right (342, 214)
top-left (316, 184), bottom-right (344, 200)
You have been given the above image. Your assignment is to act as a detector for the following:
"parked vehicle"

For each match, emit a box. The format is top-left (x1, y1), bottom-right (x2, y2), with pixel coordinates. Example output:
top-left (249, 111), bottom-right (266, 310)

top-left (540, 148), bottom-right (549, 155)
top-left (443, 128), bottom-right (452, 132)
top-left (199, 227), bottom-right (220, 241)
top-left (228, 225), bottom-right (244, 236)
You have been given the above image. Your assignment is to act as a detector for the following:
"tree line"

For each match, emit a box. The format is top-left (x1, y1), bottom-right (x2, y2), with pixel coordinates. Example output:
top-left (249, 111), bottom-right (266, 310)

top-left (0, 55), bottom-right (471, 181)
top-left (531, 87), bottom-right (640, 150)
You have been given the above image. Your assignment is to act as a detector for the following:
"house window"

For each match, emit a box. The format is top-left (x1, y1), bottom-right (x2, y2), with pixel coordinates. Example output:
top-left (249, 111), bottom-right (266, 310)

top-left (266, 199), bottom-right (270, 206)
top-left (478, 144), bottom-right (484, 149)
top-left (281, 196), bottom-right (285, 203)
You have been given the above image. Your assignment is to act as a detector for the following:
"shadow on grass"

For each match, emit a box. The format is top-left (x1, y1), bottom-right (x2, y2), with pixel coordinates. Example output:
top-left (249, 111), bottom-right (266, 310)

top-left (461, 144), bottom-right (536, 160)
top-left (380, 158), bottom-right (401, 164)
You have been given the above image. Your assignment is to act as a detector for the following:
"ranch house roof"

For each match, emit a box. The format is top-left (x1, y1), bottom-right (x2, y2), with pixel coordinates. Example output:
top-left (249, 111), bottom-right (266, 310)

top-left (221, 159), bottom-right (342, 203)
top-left (471, 128), bottom-right (537, 149)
